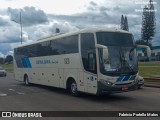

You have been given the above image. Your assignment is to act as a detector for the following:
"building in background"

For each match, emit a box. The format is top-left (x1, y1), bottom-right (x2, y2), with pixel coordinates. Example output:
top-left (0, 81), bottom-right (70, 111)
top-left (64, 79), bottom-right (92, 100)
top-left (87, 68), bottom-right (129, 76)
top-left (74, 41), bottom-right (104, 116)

top-left (137, 46), bottom-right (160, 61)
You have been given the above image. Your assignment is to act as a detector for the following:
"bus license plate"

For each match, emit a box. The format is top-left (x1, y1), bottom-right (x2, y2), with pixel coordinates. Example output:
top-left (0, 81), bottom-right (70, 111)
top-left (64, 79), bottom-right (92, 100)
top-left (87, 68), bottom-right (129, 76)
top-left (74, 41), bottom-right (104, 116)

top-left (122, 86), bottom-right (128, 90)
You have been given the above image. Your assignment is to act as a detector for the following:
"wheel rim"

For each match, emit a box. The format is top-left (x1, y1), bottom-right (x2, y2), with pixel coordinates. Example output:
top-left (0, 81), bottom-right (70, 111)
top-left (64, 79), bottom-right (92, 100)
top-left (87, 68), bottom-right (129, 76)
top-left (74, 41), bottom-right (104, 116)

top-left (71, 82), bottom-right (77, 94)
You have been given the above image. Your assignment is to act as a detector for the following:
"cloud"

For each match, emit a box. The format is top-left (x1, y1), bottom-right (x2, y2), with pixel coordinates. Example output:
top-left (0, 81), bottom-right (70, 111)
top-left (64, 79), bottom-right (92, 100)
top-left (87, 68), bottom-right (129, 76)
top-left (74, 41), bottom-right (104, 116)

top-left (24, 20), bottom-right (79, 41)
top-left (0, 16), bottom-right (9, 26)
top-left (0, 52), bottom-right (5, 58)
top-left (0, 0), bottom-right (160, 57)
top-left (90, 1), bottom-right (98, 6)
top-left (48, 20), bottom-right (78, 33)
top-left (5, 0), bottom-right (15, 1)
top-left (7, 50), bottom-right (13, 56)
top-left (155, 0), bottom-right (160, 6)
top-left (0, 43), bottom-right (12, 56)
top-left (49, 11), bottom-right (116, 29)
top-left (0, 25), bottom-right (21, 43)
top-left (0, 42), bottom-right (20, 57)
top-left (7, 6), bottom-right (49, 26)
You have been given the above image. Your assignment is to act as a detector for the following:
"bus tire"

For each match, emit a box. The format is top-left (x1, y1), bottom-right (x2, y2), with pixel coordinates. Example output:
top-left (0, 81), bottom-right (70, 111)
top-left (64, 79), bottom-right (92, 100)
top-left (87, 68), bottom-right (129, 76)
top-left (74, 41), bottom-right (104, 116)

top-left (69, 80), bottom-right (79, 96)
top-left (24, 75), bottom-right (30, 86)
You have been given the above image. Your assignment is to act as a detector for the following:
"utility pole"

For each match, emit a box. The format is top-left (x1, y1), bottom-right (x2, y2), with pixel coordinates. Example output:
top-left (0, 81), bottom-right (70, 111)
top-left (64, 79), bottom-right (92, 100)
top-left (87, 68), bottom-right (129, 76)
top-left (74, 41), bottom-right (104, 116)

top-left (20, 10), bottom-right (23, 44)
top-left (12, 10), bottom-right (23, 44)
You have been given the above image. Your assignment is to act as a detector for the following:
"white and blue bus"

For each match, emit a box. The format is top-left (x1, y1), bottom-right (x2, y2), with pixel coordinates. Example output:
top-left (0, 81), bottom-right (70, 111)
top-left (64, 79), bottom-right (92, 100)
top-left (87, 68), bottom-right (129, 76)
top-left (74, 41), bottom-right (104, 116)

top-left (14, 27), bottom-right (151, 96)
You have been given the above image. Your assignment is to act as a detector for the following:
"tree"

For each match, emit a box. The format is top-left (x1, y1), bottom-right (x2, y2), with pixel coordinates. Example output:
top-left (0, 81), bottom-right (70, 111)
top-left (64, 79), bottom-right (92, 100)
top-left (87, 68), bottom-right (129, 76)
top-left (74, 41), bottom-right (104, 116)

top-left (135, 39), bottom-right (152, 48)
top-left (120, 15), bottom-right (129, 31)
top-left (120, 15), bottom-right (125, 30)
top-left (124, 16), bottom-right (129, 31)
top-left (141, 0), bottom-right (156, 46)
top-left (5, 55), bottom-right (13, 63)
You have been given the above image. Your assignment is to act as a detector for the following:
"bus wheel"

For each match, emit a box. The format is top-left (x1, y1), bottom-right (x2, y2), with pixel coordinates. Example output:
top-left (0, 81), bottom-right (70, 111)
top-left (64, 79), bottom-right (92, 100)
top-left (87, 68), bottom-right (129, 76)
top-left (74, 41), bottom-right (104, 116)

top-left (69, 81), bottom-right (79, 96)
top-left (24, 75), bottom-right (30, 86)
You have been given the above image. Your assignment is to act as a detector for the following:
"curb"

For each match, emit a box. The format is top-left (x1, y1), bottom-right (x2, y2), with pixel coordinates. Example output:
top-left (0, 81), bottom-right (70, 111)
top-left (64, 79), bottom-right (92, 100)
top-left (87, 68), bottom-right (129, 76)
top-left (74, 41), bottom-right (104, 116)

top-left (144, 78), bottom-right (160, 88)
top-left (144, 78), bottom-right (160, 80)
top-left (144, 84), bottom-right (160, 88)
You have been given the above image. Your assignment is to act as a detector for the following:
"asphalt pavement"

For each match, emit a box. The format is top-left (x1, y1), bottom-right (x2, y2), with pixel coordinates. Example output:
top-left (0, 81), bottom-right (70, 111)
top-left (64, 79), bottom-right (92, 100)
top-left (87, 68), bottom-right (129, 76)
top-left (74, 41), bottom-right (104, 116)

top-left (0, 72), bottom-right (160, 120)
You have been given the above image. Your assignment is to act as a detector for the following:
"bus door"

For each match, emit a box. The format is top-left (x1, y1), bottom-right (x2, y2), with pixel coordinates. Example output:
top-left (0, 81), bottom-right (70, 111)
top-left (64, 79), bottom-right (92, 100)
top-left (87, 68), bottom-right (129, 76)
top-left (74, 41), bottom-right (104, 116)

top-left (80, 33), bottom-right (97, 94)
top-left (86, 52), bottom-right (98, 94)
top-left (85, 73), bottom-right (97, 94)
top-left (78, 71), bottom-right (85, 92)
top-left (78, 71), bottom-right (97, 94)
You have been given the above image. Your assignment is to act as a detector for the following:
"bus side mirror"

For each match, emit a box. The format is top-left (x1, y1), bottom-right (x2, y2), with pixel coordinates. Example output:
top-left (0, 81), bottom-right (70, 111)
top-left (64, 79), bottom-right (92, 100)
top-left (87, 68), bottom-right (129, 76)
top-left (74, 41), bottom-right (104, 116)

top-left (103, 48), bottom-right (108, 60)
top-left (96, 44), bottom-right (109, 60)
top-left (136, 45), bottom-right (151, 57)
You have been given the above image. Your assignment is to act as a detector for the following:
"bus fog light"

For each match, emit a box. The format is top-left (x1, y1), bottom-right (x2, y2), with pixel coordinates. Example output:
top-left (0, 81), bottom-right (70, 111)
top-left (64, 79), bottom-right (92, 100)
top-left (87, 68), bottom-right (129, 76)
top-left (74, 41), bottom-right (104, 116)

top-left (101, 80), bottom-right (113, 86)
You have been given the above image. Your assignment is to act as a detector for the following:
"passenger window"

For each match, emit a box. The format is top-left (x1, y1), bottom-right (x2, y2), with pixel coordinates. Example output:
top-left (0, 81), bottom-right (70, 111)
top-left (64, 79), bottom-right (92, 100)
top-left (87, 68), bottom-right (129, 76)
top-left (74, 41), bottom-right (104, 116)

top-left (51, 35), bottom-right (78, 55)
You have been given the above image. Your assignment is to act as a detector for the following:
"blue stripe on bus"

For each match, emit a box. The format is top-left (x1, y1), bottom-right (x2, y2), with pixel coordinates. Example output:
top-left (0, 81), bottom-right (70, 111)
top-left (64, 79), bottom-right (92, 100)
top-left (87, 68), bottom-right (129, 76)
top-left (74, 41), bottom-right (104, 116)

top-left (116, 76), bottom-right (125, 82)
top-left (21, 57), bottom-right (27, 68)
top-left (21, 57), bottom-right (32, 68)
top-left (25, 57), bottom-right (32, 68)
top-left (116, 75), bottom-right (131, 82)
top-left (123, 76), bottom-right (131, 81)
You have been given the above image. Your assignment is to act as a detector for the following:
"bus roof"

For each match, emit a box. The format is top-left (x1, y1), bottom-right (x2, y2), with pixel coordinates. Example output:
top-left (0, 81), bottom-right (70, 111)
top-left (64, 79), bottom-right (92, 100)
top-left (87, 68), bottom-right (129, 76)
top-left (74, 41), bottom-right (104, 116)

top-left (15, 26), bottom-right (132, 48)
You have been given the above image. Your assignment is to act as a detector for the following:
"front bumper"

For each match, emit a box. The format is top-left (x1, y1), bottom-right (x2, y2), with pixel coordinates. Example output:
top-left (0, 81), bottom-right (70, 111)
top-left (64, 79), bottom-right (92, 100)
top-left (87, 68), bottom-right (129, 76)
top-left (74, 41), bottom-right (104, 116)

top-left (97, 80), bottom-right (138, 95)
top-left (138, 81), bottom-right (144, 88)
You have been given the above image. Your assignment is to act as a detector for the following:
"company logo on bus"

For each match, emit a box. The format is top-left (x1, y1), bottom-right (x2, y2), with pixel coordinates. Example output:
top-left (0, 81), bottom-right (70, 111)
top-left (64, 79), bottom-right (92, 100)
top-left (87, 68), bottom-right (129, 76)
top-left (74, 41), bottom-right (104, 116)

top-left (36, 60), bottom-right (58, 64)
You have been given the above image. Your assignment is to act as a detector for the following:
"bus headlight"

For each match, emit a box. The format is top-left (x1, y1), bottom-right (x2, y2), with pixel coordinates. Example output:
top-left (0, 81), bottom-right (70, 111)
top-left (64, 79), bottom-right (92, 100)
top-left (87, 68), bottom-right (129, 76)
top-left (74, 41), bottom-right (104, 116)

top-left (100, 80), bottom-right (113, 86)
top-left (132, 78), bottom-right (139, 84)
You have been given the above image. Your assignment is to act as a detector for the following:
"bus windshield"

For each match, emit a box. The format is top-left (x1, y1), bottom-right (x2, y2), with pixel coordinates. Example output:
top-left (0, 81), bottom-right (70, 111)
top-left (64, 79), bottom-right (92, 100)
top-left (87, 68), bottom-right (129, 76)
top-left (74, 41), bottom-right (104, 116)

top-left (96, 32), bottom-right (138, 76)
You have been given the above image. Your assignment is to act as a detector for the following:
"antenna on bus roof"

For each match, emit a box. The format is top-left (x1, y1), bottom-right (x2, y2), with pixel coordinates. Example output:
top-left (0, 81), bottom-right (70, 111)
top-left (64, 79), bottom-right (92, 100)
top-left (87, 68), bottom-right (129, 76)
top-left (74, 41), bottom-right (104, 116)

top-left (37, 28), bottom-right (63, 41)
top-left (56, 28), bottom-right (60, 33)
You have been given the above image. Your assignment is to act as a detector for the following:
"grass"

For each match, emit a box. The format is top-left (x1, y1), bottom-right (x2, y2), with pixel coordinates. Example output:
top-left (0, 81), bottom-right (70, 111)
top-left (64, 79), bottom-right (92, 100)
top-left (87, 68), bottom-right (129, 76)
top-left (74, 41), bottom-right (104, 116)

top-left (0, 64), bottom-right (13, 72)
top-left (138, 61), bottom-right (160, 78)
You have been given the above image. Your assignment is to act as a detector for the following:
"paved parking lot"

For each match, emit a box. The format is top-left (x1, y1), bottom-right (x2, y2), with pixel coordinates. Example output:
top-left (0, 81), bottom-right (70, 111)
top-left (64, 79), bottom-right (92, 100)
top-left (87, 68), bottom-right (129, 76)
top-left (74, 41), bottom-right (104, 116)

top-left (0, 72), bottom-right (160, 119)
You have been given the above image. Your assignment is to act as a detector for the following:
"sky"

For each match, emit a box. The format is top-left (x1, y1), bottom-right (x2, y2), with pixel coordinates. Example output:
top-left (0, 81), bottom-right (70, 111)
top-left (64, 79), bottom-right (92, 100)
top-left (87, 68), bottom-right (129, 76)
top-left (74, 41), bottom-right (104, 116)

top-left (0, 0), bottom-right (160, 57)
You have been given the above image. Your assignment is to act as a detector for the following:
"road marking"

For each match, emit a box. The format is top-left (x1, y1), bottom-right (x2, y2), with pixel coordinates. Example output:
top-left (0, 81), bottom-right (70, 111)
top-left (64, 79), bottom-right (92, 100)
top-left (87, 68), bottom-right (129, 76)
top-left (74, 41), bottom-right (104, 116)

top-left (0, 93), bottom-right (7, 96)
top-left (10, 85), bottom-right (18, 86)
top-left (8, 89), bottom-right (15, 91)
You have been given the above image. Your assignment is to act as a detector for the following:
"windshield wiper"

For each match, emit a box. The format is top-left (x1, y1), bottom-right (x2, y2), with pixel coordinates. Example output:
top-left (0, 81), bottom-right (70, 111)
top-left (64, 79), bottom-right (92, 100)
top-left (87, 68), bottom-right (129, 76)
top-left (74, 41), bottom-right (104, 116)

top-left (119, 50), bottom-right (135, 74)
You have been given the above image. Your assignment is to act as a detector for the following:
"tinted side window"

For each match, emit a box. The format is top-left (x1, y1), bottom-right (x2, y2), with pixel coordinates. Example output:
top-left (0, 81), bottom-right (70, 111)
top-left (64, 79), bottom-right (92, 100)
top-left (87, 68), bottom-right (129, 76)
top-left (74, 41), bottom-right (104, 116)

top-left (37, 41), bottom-right (51, 56)
top-left (14, 45), bottom-right (37, 68)
top-left (14, 35), bottom-right (79, 68)
top-left (14, 48), bottom-right (23, 68)
top-left (81, 33), bottom-right (97, 74)
top-left (27, 45), bottom-right (37, 57)
top-left (51, 35), bottom-right (78, 55)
